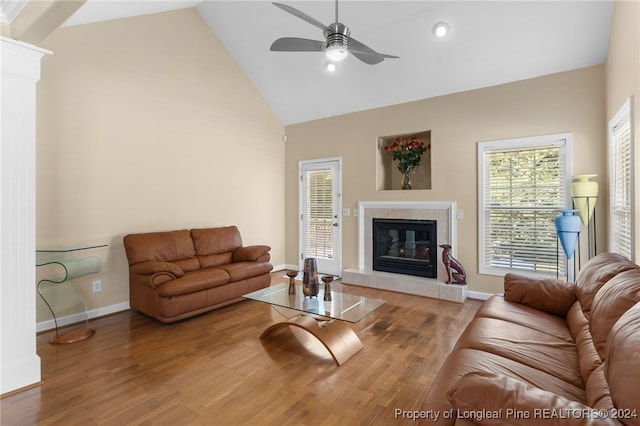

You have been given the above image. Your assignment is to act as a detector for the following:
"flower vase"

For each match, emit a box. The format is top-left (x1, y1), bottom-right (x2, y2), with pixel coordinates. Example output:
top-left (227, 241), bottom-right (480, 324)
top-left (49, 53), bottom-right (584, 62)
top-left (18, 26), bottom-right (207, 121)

top-left (554, 209), bottom-right (580, 259)
top-left (572, 174), bottom-right (598, 227)
top-left (401, 170), bottom-right (413, 190)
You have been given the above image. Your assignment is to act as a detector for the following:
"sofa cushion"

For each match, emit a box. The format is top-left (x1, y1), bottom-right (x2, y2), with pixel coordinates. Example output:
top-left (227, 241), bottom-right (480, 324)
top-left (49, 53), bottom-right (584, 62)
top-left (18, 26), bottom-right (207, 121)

top-left (504, 273), bottom-right (576, 316)
top-left (575, 253), bottom-right (637, 320)
top-left (232, 245), bottom-right (271, 263)
top-left (157, 268), bottom-right (230, 297)
top-left (191, 226), bottom-right (243, 268)
top-left (217, 261), bottom-right (273, 282)
top-left (573, 318), bottom-right (602, 385)
top-left (124, 230), bottom-right (200, 272)
top-left (447, 372), bottom-right (619, 426)
top-left (604, 303), bottom-right (640, 426)
top-left (475, 296), bottom-right (574, 342)
top-left (454, 317), bottom-right (583, 388)
top-left (421, 348), bottom-right (588, 422)
top-left (585, 364), bottom-right (614, 411)
top-left (590, 269), bottom-right (640, 359)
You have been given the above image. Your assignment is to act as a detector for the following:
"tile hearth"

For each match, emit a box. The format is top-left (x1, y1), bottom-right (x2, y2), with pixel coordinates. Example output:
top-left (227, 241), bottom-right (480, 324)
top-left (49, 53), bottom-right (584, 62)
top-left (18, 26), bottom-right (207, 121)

top-left (342, 269), bottom-right (467, 303)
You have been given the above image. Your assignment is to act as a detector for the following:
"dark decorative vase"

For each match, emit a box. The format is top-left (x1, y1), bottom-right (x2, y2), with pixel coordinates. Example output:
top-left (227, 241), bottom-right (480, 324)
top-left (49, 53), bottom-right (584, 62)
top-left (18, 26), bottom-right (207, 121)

top-left (322, 275), bottom-right (333, 301)
top-left (303, 258), bottom-right (319, 298)
top-left (286, 271), bottom-right (298, 295)
top-left (554, 209), bottom-right (580, 259)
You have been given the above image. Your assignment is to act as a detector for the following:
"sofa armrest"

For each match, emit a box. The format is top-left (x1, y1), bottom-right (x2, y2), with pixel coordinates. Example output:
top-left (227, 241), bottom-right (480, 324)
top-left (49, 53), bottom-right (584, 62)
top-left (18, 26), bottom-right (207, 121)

top-left (448, 372), bottom-right (619, 426)
top-left (129, 261), bottom-right (184, 288)
top-left (233, 245), bottom-right (271, 262)
top-left (130, 261), bottom-right (185, 277)
top-left (504, 273), bottom-right (577, 316)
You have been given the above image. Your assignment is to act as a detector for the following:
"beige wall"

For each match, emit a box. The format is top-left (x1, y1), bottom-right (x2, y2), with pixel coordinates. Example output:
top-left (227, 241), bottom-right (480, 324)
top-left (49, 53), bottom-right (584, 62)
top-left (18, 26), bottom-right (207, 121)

top-left (606, 0), bottom-right (640, 261)
top-left (285, 66), bottom-right (606, 295)
top-left (35, 9), bottom-right (285, 321)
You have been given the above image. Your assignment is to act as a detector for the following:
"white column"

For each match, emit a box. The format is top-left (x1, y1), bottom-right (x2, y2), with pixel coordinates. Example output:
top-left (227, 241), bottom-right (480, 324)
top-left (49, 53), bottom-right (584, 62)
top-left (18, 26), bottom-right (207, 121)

top-left (1, 36), bottom-right (49, 394)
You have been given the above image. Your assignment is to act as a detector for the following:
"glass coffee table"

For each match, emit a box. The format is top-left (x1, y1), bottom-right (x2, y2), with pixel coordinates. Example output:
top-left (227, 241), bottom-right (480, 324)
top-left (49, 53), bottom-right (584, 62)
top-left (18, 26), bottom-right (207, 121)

top-left (243, 282), bottom-right (385, 365)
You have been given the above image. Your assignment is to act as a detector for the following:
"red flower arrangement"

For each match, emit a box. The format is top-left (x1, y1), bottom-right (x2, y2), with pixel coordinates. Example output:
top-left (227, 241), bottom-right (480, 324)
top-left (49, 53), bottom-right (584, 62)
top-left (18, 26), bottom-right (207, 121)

top-left (384, 136), bottom-right (429, 173)
top-left (384, 137), bottom-right (430, 189)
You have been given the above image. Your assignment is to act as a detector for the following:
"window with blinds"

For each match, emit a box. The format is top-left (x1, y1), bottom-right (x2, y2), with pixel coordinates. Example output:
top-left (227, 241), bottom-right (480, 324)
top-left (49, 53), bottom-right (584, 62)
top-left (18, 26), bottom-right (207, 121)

top-left (609, 98), bottom-right (633, 260)
top-left (478, 135), bottom-right (570, 276)
top-left (303, 169), bottom-right (334, 259)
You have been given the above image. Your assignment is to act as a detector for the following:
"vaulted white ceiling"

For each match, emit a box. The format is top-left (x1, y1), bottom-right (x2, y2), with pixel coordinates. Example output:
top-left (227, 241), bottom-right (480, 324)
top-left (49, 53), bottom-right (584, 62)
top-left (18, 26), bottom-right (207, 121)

top-left (64, 1), bottom-right (614, 125)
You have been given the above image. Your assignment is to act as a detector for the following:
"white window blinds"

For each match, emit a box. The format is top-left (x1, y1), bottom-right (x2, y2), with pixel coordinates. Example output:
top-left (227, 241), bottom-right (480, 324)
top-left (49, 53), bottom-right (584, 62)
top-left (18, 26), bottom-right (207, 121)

top-left (303, 169), bottom-right (334, 259)
top-left (609, 99), bottom-right (634, 260)
top-left (479, 135), bottom-right (570, 275)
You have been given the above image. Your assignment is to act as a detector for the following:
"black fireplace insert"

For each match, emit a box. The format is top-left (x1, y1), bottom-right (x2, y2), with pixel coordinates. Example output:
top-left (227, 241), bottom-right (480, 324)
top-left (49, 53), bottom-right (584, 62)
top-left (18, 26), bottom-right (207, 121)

top-left (373, 218), bottom-right (437, 278)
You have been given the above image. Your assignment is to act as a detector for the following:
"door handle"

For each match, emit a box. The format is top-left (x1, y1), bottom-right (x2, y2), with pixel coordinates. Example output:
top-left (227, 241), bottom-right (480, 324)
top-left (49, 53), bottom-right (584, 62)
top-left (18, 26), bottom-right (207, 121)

top-left (333, 223), bottom-right (339, 227)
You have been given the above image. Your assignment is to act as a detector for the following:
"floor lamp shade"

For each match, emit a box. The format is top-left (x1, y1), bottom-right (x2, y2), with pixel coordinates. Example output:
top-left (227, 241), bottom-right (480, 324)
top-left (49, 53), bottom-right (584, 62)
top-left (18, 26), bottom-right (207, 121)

top-left (555, 209), bottom-right (580, 259)
top-left (572, 174), bottom-right (598, 226)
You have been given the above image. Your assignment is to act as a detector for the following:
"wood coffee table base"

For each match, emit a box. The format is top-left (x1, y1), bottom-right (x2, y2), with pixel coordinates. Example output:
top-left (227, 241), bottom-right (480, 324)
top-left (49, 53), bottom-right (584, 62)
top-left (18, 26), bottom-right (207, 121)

top-left (260, 315), bottom-right (364, 366)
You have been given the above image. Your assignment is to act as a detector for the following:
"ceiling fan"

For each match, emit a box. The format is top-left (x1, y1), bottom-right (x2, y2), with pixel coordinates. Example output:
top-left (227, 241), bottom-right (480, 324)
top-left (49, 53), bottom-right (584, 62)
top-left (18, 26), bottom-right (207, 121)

top-left (270, 1), bottom-right (399, 65)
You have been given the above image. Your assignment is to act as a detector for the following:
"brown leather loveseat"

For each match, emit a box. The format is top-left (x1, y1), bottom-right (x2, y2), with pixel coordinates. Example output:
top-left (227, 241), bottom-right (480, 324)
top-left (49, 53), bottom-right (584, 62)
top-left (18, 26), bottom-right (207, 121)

top-left (124, 226), bottom-right (272, 323)
top-left (421, 253), bottom-right (640, 425)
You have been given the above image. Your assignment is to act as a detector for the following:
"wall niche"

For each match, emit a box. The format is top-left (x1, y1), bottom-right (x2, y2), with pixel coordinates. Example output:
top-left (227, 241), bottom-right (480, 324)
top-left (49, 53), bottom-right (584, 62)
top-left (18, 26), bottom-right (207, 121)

top-left (377, 130), bottom-right (432, 191)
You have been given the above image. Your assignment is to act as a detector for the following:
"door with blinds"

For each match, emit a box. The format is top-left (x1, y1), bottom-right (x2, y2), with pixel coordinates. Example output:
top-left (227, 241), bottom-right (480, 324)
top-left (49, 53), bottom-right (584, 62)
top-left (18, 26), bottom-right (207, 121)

top-left (299, 158), bottom-right (342, 276)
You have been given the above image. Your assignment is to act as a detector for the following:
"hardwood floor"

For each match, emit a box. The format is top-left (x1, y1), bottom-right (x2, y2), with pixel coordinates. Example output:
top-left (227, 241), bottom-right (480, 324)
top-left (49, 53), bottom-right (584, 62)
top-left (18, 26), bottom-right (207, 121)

top-left (1, 273), bottom-right (482, 425)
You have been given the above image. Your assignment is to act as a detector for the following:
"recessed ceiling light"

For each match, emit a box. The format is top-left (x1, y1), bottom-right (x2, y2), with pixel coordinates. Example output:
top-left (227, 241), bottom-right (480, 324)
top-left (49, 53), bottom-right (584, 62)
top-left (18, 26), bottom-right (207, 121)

top-left (433, 21), bottom-right (450, 39)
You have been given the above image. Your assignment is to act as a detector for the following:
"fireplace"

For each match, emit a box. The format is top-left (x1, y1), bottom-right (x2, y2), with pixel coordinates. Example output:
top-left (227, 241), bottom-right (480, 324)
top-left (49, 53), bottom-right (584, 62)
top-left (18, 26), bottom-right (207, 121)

top-left (373, 218), bottom-right (437, 278)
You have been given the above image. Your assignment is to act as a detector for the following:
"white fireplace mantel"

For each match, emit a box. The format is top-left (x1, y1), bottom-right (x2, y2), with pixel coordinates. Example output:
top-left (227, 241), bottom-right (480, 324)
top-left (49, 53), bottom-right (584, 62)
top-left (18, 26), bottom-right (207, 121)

top-left (343, 200), bottom-right (466, 303)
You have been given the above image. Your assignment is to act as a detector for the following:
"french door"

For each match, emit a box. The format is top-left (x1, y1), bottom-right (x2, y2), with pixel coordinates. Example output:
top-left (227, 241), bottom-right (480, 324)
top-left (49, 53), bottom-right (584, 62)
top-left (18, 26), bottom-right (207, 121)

top-left (299, 158), bottom-right (342, 276)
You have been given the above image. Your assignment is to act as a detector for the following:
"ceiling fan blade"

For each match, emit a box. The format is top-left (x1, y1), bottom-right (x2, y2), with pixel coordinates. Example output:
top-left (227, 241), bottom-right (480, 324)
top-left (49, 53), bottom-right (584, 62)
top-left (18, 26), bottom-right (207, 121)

top-left (350, 48), bottom-right (399, 59)
top-left (347, 37), bottom-right (379, 56)
top-left (349, 50), bottom-right (385, 65)
top-left (272, 2), bottom-right (330, 32)
top-left (348, 36), bottom-right (399, 65)
top-left (271, 37), bottom-right (325, 52)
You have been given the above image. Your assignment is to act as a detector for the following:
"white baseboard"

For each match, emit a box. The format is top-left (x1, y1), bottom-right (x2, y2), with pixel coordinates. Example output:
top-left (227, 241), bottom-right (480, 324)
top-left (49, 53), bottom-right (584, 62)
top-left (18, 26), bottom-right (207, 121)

top-left (272, 263), bottom-right (300, 272)
top-left (271, 263), bottom-right (288, 272)
top-left (37, 301), bottom-right (130, 333)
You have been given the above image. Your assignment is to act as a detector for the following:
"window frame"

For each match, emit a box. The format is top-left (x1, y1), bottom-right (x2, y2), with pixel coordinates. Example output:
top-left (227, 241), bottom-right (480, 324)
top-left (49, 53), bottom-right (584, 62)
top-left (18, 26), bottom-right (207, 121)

top-left (608, 97), bottom-right (634, 260)
top-left (478, 133), bottom-right (573, 277)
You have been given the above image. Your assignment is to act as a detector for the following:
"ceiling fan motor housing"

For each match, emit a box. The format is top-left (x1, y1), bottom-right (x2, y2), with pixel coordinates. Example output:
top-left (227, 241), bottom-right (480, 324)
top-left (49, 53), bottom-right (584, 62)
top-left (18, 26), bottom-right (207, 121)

top-left (324, 22), bottom-right (350, 53)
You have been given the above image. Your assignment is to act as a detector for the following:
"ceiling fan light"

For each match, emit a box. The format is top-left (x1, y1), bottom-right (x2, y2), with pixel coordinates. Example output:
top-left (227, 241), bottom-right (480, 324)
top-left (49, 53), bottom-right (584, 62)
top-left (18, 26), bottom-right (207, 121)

top-left (325, 61), bottom-right (338, 73)
top-left (433, 21), bottom-right (450, 38)
top-left (325, 44), bottom-right (348, 61)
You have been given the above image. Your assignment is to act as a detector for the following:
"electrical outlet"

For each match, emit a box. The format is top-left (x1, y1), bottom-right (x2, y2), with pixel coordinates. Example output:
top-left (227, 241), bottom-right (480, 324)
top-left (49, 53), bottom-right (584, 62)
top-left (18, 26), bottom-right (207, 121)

top-left (92, 280), bottom-right (102, 293)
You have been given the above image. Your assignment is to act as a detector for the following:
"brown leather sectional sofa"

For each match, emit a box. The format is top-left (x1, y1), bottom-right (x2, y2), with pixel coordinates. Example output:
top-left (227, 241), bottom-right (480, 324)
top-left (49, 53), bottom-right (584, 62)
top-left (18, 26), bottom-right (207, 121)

top-left (123, 226), bottom-right (272, 323)
top-left (421, 253), bottom-right (640, 425)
